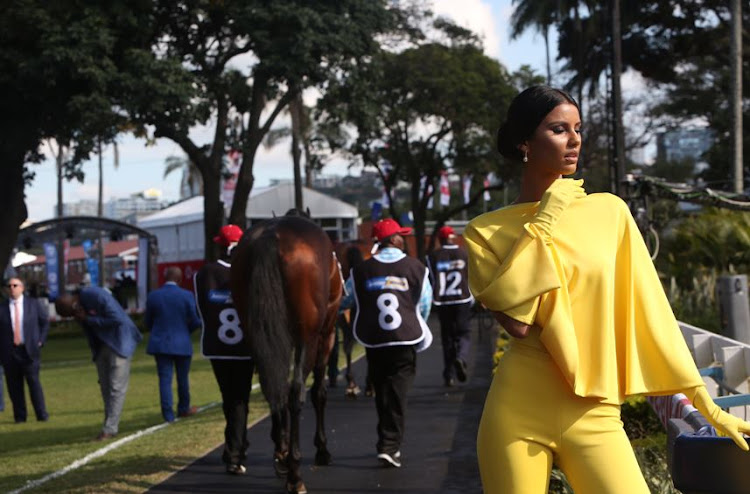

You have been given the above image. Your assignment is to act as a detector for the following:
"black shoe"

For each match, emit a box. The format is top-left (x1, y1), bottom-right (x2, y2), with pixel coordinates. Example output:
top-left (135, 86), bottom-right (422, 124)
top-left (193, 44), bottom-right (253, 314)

top-left (454, 359), bottom-right (468, 383)
top-left (226, 463), bottom-right (247, 475)
top-left (95, 432), bottom-right (116, 441)
top-left (444, 378), bottom-right (455, 387)
top-left (377, 451), bottom-right (401, 468)
top-left (178, 406), bottom-right (198, 418)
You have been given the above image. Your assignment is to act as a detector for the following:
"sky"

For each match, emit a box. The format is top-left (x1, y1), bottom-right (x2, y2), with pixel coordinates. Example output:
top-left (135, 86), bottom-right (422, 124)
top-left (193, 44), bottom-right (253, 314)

top-left (24, 0), bottom-right (556, 222)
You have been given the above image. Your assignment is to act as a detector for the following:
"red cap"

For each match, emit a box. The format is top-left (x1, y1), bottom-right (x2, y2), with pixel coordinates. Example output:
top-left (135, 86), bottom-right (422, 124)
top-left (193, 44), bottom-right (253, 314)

top-left (438, 225), bottom-right (455, 239)
top-left (372, 218), bottom-right (412, 242)
top-left (213, 224), bottom-right (243, 246)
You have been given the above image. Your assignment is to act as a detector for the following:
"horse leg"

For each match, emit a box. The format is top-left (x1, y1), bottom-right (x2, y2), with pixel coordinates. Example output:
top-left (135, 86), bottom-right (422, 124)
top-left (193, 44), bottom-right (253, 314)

top-left (311, 362), bottom-right (332, 465)
top-left (286, 346), bottom-right (306, 494)
top-left (341, 319), bottom-right (360, 398)
top-left (271, 407), bottom-right (289, 477)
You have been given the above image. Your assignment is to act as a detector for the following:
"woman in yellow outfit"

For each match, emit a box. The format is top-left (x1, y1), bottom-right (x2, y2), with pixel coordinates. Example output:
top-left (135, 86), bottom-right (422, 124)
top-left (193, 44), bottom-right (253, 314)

top-left (463, 86), bottom-right (750, 494)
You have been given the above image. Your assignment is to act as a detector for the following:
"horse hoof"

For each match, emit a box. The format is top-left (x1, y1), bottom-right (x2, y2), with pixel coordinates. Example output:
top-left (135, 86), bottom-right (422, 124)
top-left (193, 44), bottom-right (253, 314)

top-left (345, 385), bottom-right (361, 399)
top-left (274, 453), bottom-right (289, 477)
top-left (315, 450), bottom-right (332, 466)
top-left (287, 481), bottom-right (307, 494)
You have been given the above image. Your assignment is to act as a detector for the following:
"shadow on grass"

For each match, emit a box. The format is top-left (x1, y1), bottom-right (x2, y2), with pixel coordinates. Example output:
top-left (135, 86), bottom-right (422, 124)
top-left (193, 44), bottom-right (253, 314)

top-left (0, 411), bottom-right (168, 455)
top-left (1, 454), bottom-right (197, 494)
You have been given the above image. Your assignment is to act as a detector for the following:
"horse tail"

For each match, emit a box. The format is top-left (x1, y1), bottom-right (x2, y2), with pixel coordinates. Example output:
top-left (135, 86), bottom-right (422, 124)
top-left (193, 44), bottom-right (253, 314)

top-left (246, 229), bottom-right (293, 413)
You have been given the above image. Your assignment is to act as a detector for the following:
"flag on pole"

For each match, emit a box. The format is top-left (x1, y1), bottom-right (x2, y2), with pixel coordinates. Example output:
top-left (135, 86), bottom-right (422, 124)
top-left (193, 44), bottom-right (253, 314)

top-left (463, 174), bottom-right (472, 204)
top-left (421, 176), bottom-right (434, 209)
top-left (440, 173), bottom-right (450, 206)
top-left (483, 173), bottom-right (491, 201)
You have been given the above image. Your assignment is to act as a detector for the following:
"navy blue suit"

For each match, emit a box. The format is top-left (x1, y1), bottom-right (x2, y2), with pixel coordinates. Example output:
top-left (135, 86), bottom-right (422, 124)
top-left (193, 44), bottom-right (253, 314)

top-left (78, 286), bottom-right (142, 360)
top-left (77, 286), bottom-right (142, 435)
top-left (145, 282), bottom-right (201, 421)
top-left (0, 296), bottom-right (49, 422)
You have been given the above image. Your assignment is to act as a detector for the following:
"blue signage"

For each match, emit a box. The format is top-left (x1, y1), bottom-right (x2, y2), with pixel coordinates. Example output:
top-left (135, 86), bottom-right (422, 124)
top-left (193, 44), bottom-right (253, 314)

top-left (82, 240), bottom-right (100, 287)
top-left (42, 242), bottom-right (59, 300)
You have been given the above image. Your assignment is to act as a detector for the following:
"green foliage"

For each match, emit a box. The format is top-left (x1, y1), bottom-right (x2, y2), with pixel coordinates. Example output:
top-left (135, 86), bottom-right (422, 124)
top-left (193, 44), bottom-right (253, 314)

top-left (318, 14), bottom-right (519, 257)
top-left (660, 208), bottom-right (750, 284)
top-left (666, 272), bottom-right (721, 332)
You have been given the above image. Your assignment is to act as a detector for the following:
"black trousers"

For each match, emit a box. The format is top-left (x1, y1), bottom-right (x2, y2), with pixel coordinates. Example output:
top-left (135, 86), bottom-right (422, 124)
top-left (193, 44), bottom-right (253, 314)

top-left (437, 303), bottom-right (472, 380)
top-left (4, 345), bottom-right (47, 422)
top-left (366, 345), bottom-right (417, 455)
top-left (210, 359), bottom-right (254, 465)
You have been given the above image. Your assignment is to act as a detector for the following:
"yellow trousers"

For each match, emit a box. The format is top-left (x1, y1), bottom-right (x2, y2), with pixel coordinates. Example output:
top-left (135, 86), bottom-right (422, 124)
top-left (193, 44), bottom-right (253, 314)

top-left (477, 329), bottom-right (650, 494)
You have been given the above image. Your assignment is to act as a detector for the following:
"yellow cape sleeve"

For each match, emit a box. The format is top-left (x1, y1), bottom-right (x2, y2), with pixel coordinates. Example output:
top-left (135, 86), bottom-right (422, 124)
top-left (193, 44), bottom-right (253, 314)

top-left (537, 196), bottom-right (704, 402)
top-left (463, 212), bottom-right (560, 325)
top-left (612, 199), bottom-right (704, 397)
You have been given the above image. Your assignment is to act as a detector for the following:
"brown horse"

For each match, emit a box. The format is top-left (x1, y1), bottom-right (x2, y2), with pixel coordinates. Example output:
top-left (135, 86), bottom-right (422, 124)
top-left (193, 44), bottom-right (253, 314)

top-left (231, 210), bottom-right (343, 494)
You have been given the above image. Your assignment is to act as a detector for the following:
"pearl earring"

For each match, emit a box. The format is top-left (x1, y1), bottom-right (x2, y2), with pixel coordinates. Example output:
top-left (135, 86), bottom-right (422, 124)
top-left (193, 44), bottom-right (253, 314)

top-left (523, 150), bottom-right (528, 163)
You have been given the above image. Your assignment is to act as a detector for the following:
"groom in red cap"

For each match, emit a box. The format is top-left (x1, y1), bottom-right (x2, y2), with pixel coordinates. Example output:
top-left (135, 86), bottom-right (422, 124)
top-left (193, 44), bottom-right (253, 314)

top-left (425, 225), bottom-right (474, 387)
top-left (340, 218), bottom-right (433, 468)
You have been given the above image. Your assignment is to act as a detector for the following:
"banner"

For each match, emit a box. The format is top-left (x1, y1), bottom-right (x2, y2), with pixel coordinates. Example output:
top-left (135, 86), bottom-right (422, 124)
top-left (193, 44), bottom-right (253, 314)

top-left (42, 243), bottom-right (59, 300)
top-left (439, 173), bottom-right (450, 206)
top-left (221, 149), bottom-right (242, 207)
top-left (463, 174), bottom-right (472, 204)
top-left (82, 240), bottom-right (100, 287)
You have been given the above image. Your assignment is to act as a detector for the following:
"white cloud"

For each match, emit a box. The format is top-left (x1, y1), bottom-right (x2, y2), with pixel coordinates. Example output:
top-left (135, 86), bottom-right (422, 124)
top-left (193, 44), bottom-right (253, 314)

top-left (432, 0), bottom-right (501, 59)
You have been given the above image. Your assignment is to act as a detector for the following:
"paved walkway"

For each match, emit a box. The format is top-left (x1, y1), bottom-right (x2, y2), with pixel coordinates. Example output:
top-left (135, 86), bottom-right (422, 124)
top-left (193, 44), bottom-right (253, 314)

top-left (150, 315), bottom-right (495, 493)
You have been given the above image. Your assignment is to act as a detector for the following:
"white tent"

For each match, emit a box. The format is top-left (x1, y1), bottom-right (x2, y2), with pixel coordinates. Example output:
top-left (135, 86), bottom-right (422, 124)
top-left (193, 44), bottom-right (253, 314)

top-left (138, 184), bottom-right (359, 264)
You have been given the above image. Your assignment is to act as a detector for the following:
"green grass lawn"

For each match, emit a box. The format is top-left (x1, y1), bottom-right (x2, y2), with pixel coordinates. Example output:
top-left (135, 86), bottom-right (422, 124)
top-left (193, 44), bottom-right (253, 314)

top-left (0, 322), bottom-right (362, 493)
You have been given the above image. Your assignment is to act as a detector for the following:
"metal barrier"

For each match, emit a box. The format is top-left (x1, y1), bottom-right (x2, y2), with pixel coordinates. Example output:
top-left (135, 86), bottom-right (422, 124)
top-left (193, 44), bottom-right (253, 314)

top-left (648, 322), bottom-right (750, 494)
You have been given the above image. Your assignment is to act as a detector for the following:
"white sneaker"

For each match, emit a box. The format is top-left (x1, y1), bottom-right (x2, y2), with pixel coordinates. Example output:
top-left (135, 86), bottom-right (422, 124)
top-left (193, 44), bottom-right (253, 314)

top-left (377, 451), bottom-right (401, 468)
top-left (226, 463), bottom-right (246, 475)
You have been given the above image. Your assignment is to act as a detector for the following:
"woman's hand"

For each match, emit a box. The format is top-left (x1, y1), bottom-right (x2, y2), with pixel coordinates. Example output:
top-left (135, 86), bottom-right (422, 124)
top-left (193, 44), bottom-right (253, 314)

top-left (533, 178), bottom-right (586, 238)
top-left (691, 386), bottom-right (750, 451)
top-left (492, 311), bottom-right (534, 339)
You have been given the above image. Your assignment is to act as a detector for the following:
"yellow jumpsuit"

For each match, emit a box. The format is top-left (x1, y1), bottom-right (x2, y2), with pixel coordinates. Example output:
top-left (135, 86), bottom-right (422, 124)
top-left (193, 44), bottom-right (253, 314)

top-left (463, 192), bottom-right (704, 494)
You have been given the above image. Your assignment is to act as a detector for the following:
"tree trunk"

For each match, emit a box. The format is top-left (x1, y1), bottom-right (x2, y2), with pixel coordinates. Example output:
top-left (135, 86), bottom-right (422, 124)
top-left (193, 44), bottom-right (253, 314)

top-left (411, 173), bottom-right (426, 260)
top-left (303, 141), bottom-right (313, 188)
top-left (290, 91), bottom-right (304, 210)
top-left (730, 0), bottom-right (743, 194)
top-left (97, 139), bottom-right (105, 287)
top-left (610, 0), bottom-right (626, 196)
top-left (56, 144), bottom-right (65, 291)
top-left (229, 138), bottom-right (260, 228)
top-left (0, 150), bottom-right (29, 276)
top-left (544, 26), bottom-right (551, 85)
top-left (202, 158), bottom-right (223, 262)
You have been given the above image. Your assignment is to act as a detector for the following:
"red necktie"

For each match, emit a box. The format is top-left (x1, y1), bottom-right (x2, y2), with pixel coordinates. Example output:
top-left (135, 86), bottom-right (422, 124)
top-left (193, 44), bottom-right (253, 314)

top-left (13, 300), bottom-right (21, 346)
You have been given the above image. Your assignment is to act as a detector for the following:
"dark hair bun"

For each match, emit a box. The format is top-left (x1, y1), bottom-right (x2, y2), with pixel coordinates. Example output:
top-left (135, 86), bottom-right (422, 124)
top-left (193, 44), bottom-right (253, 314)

top-left (496, 122), bottom-right (523, 161)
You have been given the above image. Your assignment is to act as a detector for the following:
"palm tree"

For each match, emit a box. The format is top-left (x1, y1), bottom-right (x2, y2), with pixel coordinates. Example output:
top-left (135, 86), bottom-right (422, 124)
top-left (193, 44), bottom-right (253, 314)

top-left (164, 155), bottom-right (203, 200)
top-left (509, 0), bottom-right (560, 84)
top-left (97, 139), bottom-right (119, 217)
top-left (263, 91), bottom-right (330, 209)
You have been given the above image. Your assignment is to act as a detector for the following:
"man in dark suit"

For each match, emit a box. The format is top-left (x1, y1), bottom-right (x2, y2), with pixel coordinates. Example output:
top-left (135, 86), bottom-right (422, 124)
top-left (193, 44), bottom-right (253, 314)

top-left (0, 277), bottom-right (49, 423)
top-left (55, 286), bottom-right (143, 440)
top-left (145, 266), bottom-right (202, 422)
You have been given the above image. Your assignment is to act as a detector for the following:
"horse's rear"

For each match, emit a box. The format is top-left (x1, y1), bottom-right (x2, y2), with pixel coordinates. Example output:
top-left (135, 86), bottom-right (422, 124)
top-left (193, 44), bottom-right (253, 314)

top-left (231, 214), bottom-right (342, 494)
